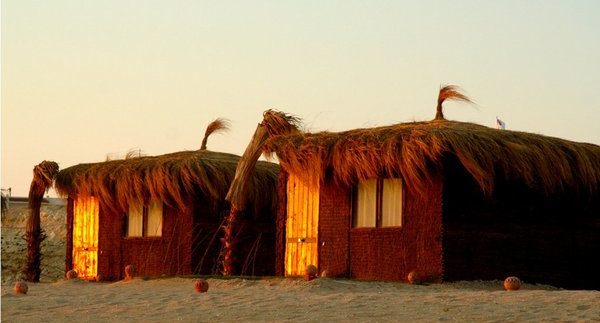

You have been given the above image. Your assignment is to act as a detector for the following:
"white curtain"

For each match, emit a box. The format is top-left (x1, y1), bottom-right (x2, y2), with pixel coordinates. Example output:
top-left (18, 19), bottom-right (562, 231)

top-left (127, 201), bottom-right (143, 237)
top-left (381, 179), bottom-right (402, 227)
top-left (354, 179), bottom-right (377, 227)
top-left (146, 200), bottom-right (163, 237)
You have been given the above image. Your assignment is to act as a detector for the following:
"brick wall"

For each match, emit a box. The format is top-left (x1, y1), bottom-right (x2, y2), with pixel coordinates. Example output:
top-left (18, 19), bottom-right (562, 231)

top-left (68, 191), bottom-right (276, 280)
top-left (97, 202), bottom-right (120, 280)
top-left (65, 197), bottom-right (73, 273)
top-left (351, 179), bottom-right (443, 281)
top-left (275, 171), bottom-right (288, 276)
top-left (98, 204), bottom-right (192, 280)
top-left (317, 179), bottom-right (443, 281)
top-left (442, 157), bottom-right (600, 289)
top-left (318, 181), bottom-right (352, 277)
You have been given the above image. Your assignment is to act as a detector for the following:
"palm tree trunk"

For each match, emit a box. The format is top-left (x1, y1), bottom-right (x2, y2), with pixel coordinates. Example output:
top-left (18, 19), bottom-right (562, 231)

top-left (24, 161), bottom-right (59, 282)
top-left (223, 124), bottom-right (269, 275)
top-left (223, 110), bottom-right (299, 276)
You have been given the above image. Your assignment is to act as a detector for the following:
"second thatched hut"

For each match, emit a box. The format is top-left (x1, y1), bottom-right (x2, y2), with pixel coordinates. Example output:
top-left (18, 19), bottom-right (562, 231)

top-left (54, 120), bottom-right (279, 281)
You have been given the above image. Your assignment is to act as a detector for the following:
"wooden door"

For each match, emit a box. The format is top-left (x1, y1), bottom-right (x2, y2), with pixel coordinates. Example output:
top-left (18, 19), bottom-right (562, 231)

top-left (73, 196), bottom-right (99, 280)
top-left (285, 174), bottom-right (319, 276)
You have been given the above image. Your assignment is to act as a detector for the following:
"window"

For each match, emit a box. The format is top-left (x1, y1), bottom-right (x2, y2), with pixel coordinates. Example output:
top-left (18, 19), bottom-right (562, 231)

top-left (353, 178), bottom-right (402, 228)
top-left (126, 200), bottom-right (163, 237)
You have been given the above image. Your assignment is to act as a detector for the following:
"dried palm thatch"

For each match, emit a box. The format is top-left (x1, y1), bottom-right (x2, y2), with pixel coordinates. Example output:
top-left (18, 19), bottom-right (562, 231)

top-left (54, 149), bottom-right (279, 215)
top-left (201, 118), bottom-right (231, 150)
top-left (25, 161), bottom-right (59, 282)
top-left (266, 120), bottom-right (600, 196)
top-left (55, 118), bottom-right (278, 215)
top-left (259, 89), bottom-right (600, 198)
top-left (436, 85), bottom-right (473, 120)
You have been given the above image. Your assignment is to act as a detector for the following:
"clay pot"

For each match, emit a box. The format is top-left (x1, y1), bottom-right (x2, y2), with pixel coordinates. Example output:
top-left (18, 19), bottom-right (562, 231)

top-left (95, 275), bottom-right (103, 282)
top-left (305, 264), bottom-right (318, 281)
top-left (504, 276), bottom-right (521, 291)
top-left (125, 265), bottom-right (136, 280)
top-left (407, 271), bottom-right (421, 284)
top-left (66, 270), bottom-right (78, 280)
top-left (194, 279), bottom-right (209, 293)
top-left (320, 270), bottom-right (329, 278)
top-left (14, 281), bottom-right (28, 295)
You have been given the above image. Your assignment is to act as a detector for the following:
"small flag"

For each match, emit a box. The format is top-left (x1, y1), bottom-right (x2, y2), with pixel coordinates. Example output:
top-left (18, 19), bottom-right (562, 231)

top-left (496, 117), bottom-right (506, 130)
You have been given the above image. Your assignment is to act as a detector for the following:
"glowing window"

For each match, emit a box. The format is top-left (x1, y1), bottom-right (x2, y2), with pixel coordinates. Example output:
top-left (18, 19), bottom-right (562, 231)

top-left (381, 179), bottom-right (402, 227)
top-left (352, 178), bottom-right (403, 228)
top-left (126, 200), bottom-right (163, 237)
top-left (353, 179), bottom-right (377, 228)
top-left (145, 200), bottom-right (163, 237)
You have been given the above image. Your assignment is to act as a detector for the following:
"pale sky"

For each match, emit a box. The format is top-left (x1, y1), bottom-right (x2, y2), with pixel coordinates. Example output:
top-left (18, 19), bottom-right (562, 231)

top-left (2, 0), bottom-right (599, 197)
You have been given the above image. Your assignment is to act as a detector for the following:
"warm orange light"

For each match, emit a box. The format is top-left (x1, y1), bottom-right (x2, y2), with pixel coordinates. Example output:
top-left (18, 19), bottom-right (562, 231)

top-left (285, 174), bottom-right (319, 277)
top-left (73, 196), bottom-right (99, 280)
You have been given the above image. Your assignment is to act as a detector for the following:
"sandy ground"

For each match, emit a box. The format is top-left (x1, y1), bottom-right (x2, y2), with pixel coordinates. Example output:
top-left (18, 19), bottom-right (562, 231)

top-left (2, 278), bottom-right (599, 322)
top-left (2, 203), bottom-right (599, 322)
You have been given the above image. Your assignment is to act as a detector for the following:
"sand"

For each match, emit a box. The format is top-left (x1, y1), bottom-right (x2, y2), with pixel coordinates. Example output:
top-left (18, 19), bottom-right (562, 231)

top-left (2, 203), bottom-right (599, 322)
top-left (2, 278), bottom-right (599, 322)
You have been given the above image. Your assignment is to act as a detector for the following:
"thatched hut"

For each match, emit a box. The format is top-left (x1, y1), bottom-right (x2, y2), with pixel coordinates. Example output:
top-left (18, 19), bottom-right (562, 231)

top-left (54, 121), bottom-right (279, 281)
top-left (232, 87), bottom-right (600, 289)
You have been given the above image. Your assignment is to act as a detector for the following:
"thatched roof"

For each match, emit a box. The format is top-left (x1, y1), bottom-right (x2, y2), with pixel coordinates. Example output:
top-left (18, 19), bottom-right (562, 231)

top-left (261, 116), bottom-right (600, 198)
top-left (55, 149), bottom-right (279, 215)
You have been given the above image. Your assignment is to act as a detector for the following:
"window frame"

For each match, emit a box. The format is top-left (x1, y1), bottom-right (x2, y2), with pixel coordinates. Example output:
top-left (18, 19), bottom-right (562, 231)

top-left (124, 200), bottom-right (164, 238)
top-left (352, 178), bottom-right (404, 228)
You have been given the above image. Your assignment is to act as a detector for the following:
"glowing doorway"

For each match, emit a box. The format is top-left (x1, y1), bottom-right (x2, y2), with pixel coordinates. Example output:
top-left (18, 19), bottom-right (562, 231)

top-left (72, 196), bottom-right (99, 279)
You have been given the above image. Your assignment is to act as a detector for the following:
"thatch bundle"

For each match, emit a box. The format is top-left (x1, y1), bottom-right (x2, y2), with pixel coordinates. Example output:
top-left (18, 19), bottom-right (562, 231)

top-left (260, 97), bottom-right (600, 198)
top-left (200, 118), bottom-right (230, 150)
top-left (54, 149), bottom-right (278, 215)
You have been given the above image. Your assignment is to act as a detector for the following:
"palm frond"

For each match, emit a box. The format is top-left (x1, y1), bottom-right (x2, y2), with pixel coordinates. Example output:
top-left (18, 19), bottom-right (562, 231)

top-left (201, 118), bottom-right (231, 150)
top-left (435, 85), bottom-right (473, 120)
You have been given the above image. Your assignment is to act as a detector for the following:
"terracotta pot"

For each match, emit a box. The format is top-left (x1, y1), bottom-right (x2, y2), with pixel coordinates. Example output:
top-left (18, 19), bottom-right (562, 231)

top-left (14, 281), bottom-right (28, 294)
top-left (305, 264), bottom-right (318, 281)
top-left (66, 270), bottom-right (78, 280)
top-left (194, 279), bottom-right (209, 293)
top-left (504, 276), bottom-right (521, 291)
top-left (407, 271), bottom-right (421, 284)
top-left (125, 265), bottom-right (136, 280)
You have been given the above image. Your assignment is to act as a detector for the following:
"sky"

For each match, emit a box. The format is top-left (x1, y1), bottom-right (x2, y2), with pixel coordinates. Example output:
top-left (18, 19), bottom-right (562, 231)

top-left (2, 0), bottom-right (599, 197)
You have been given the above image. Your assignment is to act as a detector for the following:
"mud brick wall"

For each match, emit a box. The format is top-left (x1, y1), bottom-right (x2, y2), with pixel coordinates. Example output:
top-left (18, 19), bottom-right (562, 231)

top-left (65, 197), bottom-right (74, 273)
top-left (442, 157), bottom-right (600, 289)
top-left (96, 203), bottom-right (121, 281)
top-left (275, 171), bottom-right (288, 276)
top-left (349, 179), bottom-right (443, 281)
top-left (100, 205), bottom-right (192, 280)
top-left (318, 181), bottom-right (352, 277)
